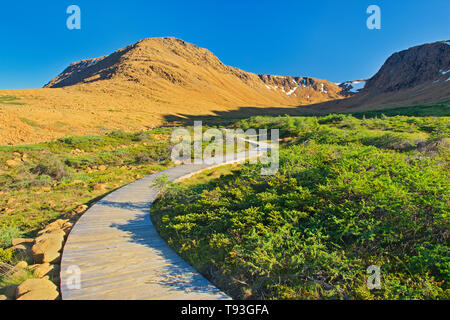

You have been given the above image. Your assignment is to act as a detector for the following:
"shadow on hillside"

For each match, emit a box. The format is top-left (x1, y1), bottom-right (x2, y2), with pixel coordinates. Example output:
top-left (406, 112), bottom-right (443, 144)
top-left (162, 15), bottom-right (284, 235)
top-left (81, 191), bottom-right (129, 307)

top-left (105, 200), bottom-right (227, 297)
top-left (161, 104), bottom-right (330, 127)
top-left (160, 97), bottom-right (450, 127)
top-left (159, 94), bottom-right (374, 127)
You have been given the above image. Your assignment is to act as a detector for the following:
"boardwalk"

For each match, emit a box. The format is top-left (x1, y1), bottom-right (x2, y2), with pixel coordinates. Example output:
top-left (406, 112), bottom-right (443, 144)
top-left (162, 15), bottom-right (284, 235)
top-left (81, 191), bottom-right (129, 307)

top-left (60, 143), bottom-right (268, 300)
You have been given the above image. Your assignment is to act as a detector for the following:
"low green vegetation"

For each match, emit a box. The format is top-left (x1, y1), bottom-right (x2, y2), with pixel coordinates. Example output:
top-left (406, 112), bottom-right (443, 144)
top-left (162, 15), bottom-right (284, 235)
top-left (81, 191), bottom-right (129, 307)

top-left (19, 118), bottom-right (44, 129)
top-left (0, 226), bottom-right (22, 249)
top-left (0, 124), bottom-right (231, 265)
top-left (0, 95), bottom-right (25, 106)
top-left (0, 128), bottom-right (175, 264)
top-left (350, 100), bottom-right (450, 118)
top-left (0, 264), bottom-right (34, 289)
top-left (151, 113), bottom-right (449, 300)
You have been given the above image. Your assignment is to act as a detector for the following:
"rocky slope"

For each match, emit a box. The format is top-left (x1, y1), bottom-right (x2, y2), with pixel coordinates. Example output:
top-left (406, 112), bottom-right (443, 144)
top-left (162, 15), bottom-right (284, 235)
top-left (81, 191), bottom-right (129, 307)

top-left (304, 40), bottom-right (450, 114)
top-left (44, 37), bottom-right (345, 106)
top-left (1, 38), bottom-right (449, 145)
top-left (364, 40), bottom-right (450, 93)
top-left (337, 80), bottom-right (368, 96)
top-left (0, 37), bottom-right (348, 145)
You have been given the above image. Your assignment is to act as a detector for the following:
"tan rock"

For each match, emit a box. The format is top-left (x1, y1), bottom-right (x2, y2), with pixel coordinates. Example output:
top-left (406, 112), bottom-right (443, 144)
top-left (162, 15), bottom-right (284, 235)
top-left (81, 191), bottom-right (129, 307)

top-left (35, 228), bottom-right (65, 244)
top-left (17, 290), bottom-right (58, 300)
top-left (30, 263), bottom-right (60, 278)
top-left (61, 222), bottom-right (73, 235)
top-left (98, 165), bottom-right (107, 171)
top-left (32, 231), bottom-right (64, 263)
top-left (37, 227), bottom-right (65, 238)
top-left (46, 201), bottom-right (55, 208)
top-left (10, 268), bottom-right (28, 280)
top-left (11, 242), bottom-right (34, 260)
top-left (74, 204), bottom-right (88, 214)
top-left (13, 152), bottom-right (21, 157)
top-left (94, 184), bottom-right (106, 191)
top-left (63, 221), bottom-right (73, 227)
top-left (11, 238), bottom-right (34, 246)
top-left (70, 149), bottom-right (83, 156)
top-left (14, 261), bottom-right (28, 269)
top-left (11, 243), bottom-right (29, 252)
top-left (37, 219), bottom-right (69, 236)
top-left (16, 278), bottom-right (59, 300)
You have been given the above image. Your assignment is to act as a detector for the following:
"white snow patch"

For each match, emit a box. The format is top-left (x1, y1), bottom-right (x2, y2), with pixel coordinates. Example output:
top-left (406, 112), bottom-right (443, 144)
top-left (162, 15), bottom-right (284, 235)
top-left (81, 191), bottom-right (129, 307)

top-left (78, 57), bottom-right (103, 69)
top-left (349, 81), bottom-right (366, 93)
top-left (286, 87), bottom-right (298, 95)
top-left (89, 58), bottom-right (101, 67)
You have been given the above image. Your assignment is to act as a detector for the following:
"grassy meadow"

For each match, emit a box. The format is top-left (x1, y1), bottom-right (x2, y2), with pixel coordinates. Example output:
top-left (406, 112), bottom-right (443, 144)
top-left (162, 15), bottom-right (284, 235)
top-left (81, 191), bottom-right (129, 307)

top-left (0, 124), bottom-right (245, 264)
top-left (0, 95), bottom-right (24, 106)
top-left (1, 101), bottom-right (449, 300)
top-left (0, 128), bottom-right (175, 264)
top-left (151, 111), bottom-right (450, 300)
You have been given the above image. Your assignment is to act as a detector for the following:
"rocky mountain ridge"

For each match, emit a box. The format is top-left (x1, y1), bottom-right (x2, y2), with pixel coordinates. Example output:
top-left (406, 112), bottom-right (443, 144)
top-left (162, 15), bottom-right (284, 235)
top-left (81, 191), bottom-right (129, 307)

top-left (44, 37), bottom-right (347, 106)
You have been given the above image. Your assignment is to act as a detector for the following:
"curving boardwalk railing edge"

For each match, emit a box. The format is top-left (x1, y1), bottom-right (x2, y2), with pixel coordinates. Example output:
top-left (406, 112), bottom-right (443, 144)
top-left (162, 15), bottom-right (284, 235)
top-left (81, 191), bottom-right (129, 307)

top-left (60, 143), bottom-right (269, 300)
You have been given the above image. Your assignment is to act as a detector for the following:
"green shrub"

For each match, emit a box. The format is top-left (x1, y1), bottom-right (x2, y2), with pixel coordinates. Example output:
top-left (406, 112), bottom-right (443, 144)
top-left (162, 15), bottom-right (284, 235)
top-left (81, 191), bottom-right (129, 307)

top-left (0, 227), bottom-right (22, 249)
top-left (0, 127), bottom-right (175, 235)
top-left (0, 248), bottom-right (13, 263)
top-left (152, 113), bottom-right (449, 300)
top-left (360, 133), bottom-right (416, 151)
top-left (31, 157), bottom-right (69, 180)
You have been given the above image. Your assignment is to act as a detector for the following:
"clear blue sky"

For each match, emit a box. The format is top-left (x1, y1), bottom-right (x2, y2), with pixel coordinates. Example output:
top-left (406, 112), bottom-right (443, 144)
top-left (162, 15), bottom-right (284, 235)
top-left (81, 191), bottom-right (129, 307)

top-left (1, 0), bottom-right (449, 89)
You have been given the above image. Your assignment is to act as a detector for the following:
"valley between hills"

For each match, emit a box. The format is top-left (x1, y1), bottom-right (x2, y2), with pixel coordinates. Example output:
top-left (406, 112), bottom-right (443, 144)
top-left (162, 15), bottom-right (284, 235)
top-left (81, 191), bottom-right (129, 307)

top-left (0, 37), bottom-right (449, 301)
top-left (1, 37), bottom-right (449, 145)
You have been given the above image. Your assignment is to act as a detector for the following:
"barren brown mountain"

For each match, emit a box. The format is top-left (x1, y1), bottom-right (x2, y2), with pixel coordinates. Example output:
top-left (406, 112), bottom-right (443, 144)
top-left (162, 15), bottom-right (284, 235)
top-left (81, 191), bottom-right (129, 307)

top-left (304, 40), bottom-right (450, 114)
top-left (1, 38), bottom-right (449, 145)
top-left (0, 37), bottom-right (345, 145)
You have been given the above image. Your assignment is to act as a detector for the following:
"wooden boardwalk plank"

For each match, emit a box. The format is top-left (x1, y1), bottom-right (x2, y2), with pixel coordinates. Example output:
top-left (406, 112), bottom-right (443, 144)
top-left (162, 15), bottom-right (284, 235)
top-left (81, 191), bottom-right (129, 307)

top-left (60, 146), bottom-right (268, 300)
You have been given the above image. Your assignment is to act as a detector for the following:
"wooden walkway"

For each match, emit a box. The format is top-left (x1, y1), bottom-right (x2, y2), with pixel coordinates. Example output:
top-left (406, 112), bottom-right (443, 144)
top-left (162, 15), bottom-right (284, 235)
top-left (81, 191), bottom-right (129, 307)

top-left (60, 143), bottom-right (268, 300)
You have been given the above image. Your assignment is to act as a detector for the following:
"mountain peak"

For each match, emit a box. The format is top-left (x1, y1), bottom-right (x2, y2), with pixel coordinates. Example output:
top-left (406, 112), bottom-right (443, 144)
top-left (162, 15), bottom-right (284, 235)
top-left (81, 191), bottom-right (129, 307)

top-left (43, 37), bottom-right (346, 106)
top-left (364, 40), bottom-right (450, 93)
